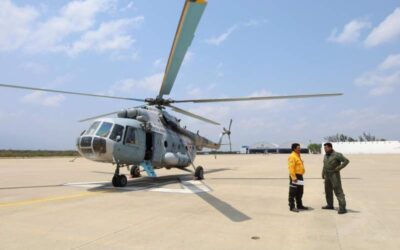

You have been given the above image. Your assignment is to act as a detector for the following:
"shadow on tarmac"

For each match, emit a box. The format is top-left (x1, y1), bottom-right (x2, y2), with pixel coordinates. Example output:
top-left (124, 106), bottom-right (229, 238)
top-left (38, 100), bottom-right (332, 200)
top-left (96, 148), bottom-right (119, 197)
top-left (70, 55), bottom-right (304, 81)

top-left (86, 168), bottom-right (251, 222)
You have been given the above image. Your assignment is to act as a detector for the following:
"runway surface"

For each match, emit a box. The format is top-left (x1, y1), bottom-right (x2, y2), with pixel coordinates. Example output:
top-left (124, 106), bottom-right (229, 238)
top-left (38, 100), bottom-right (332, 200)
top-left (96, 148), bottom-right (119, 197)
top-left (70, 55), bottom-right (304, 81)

top-left (0, 154), bottom-right (399, 250)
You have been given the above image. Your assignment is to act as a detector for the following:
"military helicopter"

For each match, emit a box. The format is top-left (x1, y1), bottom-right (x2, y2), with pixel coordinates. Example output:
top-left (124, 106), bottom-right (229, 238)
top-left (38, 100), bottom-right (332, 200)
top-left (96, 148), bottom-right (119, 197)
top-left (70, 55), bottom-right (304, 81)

top-left (0, 0), bottom-right (342, 187)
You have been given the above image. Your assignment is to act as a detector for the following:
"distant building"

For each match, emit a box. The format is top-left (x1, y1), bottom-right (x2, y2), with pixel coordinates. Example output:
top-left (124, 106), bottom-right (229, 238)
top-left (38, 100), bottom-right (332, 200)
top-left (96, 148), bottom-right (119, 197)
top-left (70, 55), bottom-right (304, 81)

top-left (322, 141), bottom-right (400, 154)
top-left (244, 141), bottom-right (309, 154)
top-left (240, 146), bottom-right (249, 154)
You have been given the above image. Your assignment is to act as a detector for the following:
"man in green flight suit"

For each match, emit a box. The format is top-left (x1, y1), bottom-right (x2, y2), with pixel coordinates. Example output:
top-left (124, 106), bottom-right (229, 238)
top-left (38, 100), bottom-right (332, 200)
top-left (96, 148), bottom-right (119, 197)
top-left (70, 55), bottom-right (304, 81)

top-left (322, 142), bottom-right (350, 214)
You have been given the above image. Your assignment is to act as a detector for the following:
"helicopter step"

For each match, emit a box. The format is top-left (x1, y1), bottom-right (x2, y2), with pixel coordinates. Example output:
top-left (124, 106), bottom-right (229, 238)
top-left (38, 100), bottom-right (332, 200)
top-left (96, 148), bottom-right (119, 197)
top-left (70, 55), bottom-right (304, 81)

top-left (140, 161), bottom-right (157, 177)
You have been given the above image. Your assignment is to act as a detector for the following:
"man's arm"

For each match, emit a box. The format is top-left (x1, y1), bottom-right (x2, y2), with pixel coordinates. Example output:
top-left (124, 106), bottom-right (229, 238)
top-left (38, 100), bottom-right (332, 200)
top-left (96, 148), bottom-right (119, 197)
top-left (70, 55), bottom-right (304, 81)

top-left (335, 153), bottom-right (350, 171)
top-left (288, 157), bottom-right (297, 181)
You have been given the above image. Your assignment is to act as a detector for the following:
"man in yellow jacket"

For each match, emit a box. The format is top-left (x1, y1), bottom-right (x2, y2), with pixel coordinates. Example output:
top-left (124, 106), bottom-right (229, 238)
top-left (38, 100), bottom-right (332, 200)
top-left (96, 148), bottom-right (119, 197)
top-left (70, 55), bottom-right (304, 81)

top-left (288, 143), bottom-right (309, 212)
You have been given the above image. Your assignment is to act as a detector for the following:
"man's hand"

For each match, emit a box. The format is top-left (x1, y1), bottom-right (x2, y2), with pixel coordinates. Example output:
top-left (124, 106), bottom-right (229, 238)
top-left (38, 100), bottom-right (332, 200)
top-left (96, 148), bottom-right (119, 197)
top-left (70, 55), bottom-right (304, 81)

top-left (334, 167), bottom-right (340, 172)
top-left (292, 179), bottom-right (298, 183)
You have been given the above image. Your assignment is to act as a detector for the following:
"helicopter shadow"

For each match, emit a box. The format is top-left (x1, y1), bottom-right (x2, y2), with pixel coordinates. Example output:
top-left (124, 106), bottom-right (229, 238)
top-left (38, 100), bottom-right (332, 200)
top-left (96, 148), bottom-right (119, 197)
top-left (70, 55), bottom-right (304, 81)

top-left (84, 167), bottom-right (251, 222)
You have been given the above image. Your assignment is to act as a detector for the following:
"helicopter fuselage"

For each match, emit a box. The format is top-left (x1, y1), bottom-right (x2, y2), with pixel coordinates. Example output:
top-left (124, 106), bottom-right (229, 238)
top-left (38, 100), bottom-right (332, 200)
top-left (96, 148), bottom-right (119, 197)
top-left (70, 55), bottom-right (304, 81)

top-left (76, 106), bottom-right (222, 170)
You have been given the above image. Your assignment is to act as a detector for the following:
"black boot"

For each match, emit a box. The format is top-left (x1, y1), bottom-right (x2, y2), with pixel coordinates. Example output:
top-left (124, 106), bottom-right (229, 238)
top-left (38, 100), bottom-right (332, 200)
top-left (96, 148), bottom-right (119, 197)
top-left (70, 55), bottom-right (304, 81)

top-left (297, 204), bottom-right (309, 210)
top-left (338, 208), bottom-right (347, 214)
top-left (290, 207), bottom-right (299, 213)
top-left (322, 205), bottom-right (334, 210)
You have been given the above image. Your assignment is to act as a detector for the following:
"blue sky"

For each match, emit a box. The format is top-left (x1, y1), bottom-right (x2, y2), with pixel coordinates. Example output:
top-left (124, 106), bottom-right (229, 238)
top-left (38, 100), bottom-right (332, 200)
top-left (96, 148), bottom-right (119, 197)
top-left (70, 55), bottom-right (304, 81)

top-left (0, 0), bottom-right (399, 150)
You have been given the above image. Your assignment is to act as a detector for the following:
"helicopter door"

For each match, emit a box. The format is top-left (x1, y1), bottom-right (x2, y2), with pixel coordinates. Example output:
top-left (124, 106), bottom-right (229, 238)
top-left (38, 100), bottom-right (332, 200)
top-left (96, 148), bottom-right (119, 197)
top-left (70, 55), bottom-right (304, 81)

top-left (113, 126), bottom-right (145, 164)
top-left (145, 132), bottom-right (153, 160)
top-left (151, 132), bottom-right (163, 165)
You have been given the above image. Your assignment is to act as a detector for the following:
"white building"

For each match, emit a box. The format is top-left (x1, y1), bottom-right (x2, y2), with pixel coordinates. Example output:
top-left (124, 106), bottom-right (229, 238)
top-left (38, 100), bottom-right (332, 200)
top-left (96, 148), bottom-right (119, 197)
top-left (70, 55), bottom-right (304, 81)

top-left (322, 141), bottom-right (400, 154)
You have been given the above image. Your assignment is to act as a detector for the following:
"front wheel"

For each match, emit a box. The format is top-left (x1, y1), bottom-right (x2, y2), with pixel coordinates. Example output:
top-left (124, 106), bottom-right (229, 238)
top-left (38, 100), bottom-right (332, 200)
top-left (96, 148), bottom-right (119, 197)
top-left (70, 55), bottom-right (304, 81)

top-left (112, 175), bottom-right (128, 187)
top-left (194, 166), bottom-right (204, 180)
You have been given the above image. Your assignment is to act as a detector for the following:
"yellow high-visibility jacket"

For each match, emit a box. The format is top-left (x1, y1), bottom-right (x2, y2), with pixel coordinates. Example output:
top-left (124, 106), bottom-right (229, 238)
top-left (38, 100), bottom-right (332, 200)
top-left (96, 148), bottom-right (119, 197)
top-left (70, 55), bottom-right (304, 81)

top-left (288, 151), bottom-right (305, 180)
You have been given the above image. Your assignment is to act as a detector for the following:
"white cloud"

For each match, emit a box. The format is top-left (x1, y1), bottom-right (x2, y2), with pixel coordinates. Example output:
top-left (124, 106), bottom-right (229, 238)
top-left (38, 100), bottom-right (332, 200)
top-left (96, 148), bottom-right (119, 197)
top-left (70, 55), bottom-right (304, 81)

top-left (355, 53), bottom-right (400, 95)
top-left (205, 26), bottom-right (237, 46)
top-left (0, 0), bottom-right (39, 51)
top-left (25, 0), bottom-right (115, 53)
top-left (0, 0), bottom-right (142, 56)
top-left (365, 8), bottom-right (400, 47)
top-left (108, 72), bottom-right (164, 96)
top-left (67, 17), bottom-right (143, 56)
top-left (328, 19), bottom-right (371, 44)
top-left (120, 1), bottom-right (135, 12)
top-left (21, 91), bottom-right (66, 107)
top-left (379, 53), bottom-right (400, 70)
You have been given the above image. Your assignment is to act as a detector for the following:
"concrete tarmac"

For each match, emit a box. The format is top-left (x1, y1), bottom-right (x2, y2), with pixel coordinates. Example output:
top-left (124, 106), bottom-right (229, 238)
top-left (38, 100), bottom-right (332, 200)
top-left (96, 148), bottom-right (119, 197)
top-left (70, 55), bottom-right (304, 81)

top-left (0, 154), bottom-right (399, 250)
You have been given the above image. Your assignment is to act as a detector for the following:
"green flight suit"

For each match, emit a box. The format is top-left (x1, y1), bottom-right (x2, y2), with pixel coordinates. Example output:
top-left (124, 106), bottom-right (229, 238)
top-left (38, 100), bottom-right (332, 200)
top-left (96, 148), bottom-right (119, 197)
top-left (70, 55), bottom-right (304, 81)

top-left (322, 151), bottom-right (350, 210)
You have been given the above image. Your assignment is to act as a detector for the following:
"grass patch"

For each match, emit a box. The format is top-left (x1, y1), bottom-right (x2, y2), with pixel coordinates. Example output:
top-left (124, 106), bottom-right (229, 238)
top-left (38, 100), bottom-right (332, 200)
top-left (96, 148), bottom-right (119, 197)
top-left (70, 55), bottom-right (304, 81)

top-left (0, 150), bottom-right (80, 158)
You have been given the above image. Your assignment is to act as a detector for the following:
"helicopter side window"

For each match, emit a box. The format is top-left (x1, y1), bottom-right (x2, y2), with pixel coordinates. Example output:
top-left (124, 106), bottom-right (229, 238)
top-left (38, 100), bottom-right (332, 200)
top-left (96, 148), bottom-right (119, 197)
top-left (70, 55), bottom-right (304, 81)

top-left (124, 126), bottom-right (136, 145)
top-left (85, 121), bottom-right (100, 135)
top-left (96, 122), bottom-right (113, 138)
top-left (109, 124), bottom-right (124, 141)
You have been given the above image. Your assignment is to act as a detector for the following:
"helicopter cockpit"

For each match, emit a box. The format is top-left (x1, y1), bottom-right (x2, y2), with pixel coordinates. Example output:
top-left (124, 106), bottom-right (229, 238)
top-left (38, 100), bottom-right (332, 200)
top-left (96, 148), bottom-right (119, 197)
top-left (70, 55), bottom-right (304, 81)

top-left (77, 120), bottom-right (126, 162)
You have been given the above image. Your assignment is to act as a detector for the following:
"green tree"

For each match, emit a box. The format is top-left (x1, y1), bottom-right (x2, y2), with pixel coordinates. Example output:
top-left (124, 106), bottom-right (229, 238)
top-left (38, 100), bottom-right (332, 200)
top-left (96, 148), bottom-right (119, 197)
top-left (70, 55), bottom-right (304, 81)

top-left (308, 143), bottom-right (322, 154)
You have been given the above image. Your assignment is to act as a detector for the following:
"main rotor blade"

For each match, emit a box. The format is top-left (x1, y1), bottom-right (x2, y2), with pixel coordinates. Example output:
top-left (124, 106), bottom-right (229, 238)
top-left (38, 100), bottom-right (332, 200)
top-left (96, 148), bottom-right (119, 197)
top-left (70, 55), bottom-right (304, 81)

top-left (0, 83), bottom-right (146, 102)
top-left (79, 105), bottom-right (144, 122)
top-left (78, 111), bottom-right (121, 123)
top-left (167, 104), bottom-right (220, 126)
top-left (158, 0), bottom-right (207, 98)
top-left (173, 93), bottom-right (343, 103)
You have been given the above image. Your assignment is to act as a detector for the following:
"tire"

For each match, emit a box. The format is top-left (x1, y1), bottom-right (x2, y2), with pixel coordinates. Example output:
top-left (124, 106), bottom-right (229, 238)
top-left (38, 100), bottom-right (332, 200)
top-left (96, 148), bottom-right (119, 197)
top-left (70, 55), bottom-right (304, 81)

top-left (112, 175), bottom-right (120, 187)
top-left (194, 166), bottom-right (204, 180)
top-left (130, 166), bottom-right (141, 178)
top-left (119, 175), bottom-right (128, 187)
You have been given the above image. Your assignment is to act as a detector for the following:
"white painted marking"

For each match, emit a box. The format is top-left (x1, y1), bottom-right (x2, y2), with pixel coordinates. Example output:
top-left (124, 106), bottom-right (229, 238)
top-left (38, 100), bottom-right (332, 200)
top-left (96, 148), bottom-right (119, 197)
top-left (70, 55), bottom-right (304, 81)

top-left (63, 177), bottom-right (211, 194)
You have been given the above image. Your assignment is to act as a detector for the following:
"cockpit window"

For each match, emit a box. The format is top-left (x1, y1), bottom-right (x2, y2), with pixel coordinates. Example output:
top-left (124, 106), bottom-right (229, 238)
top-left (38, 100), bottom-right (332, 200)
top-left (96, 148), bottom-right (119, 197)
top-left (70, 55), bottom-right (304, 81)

top-left (96, 122), bottom-right (113, 138)
top-left (124, 126), bottom-right (136, 144)
top-left (110, 124), bottom-right (124, 141)
top-left (85, 121), bottom-right (100, 135)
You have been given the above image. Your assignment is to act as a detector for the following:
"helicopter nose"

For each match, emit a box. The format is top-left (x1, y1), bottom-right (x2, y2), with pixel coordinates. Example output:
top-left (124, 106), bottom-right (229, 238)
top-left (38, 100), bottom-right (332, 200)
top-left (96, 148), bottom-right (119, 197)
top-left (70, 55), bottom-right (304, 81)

top-left (92, 137), bottom-right (107, 153)
top-left (77, 136), bottom-right (107, 155)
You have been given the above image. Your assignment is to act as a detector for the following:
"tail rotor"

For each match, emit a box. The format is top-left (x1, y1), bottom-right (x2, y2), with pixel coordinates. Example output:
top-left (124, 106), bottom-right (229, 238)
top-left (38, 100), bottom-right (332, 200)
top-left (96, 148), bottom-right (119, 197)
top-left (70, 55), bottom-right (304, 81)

top-left (223, 119), bottom-right (233, 152)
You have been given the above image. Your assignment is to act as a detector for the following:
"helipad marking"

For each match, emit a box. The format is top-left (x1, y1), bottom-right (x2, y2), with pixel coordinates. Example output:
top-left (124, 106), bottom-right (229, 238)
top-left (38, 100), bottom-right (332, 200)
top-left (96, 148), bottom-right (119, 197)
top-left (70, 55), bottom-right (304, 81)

top-left (63, 177), bottom-right (211, 194)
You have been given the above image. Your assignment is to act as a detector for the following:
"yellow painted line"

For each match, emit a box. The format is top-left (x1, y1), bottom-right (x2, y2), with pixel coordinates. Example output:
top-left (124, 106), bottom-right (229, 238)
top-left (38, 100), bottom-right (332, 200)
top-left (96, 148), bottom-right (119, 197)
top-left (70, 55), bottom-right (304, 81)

top-left (0, 190), bottom-right (112, 208)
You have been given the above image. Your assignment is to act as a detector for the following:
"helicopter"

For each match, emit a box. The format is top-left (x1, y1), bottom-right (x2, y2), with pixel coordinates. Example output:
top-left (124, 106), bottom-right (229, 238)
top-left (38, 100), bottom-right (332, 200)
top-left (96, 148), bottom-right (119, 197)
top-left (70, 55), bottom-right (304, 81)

top-left (0, 0), bottom-right (342, 187)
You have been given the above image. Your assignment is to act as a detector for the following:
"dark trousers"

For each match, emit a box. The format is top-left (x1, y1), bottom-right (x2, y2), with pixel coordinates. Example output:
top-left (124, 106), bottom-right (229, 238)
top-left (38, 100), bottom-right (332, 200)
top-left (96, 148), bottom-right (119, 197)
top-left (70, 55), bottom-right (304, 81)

top-left (288, 174), bottom-right (304, 209)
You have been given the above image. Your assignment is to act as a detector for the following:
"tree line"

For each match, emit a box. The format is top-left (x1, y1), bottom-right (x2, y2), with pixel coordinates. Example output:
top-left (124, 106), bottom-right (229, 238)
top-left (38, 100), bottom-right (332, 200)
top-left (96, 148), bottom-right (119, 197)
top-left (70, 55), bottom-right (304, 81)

top-left (308, 132), bottom-right (386, 154)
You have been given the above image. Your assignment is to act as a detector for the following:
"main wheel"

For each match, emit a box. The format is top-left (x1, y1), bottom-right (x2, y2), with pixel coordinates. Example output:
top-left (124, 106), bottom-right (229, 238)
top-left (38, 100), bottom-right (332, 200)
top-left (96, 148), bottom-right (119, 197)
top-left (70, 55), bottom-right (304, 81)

top-left (130, 166), bottom-right (141, 178)
top-left (194, 166), bottom-right (204, 180)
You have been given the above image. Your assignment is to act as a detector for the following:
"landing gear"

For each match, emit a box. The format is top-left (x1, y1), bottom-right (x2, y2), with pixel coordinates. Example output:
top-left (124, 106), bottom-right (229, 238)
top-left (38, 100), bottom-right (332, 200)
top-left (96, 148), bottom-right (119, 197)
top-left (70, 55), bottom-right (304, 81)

top-left (112, 162), bottom-right (128, 187)
top-left (112, 174), bottom-right (127, 187)
top-left (130, 165), bottom-right (141, 178)
top-left (194, 166), bottom-right (204, 180)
